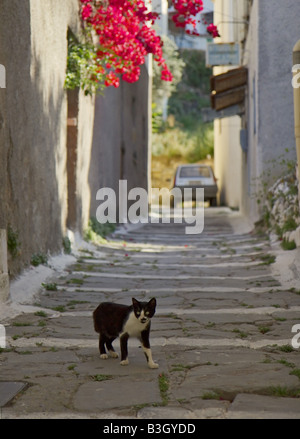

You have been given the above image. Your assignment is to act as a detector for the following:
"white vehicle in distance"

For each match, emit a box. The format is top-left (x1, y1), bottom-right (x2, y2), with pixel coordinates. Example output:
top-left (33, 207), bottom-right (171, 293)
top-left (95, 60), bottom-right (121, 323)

top-left (171, 164), bottom-right (218, 207)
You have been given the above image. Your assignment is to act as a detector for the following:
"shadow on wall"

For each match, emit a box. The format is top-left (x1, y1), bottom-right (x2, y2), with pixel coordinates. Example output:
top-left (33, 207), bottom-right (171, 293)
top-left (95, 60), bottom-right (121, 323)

top-left (0, 0), bottom-right (67, 277)
top-left (1, 1), bottom-right (149, 277)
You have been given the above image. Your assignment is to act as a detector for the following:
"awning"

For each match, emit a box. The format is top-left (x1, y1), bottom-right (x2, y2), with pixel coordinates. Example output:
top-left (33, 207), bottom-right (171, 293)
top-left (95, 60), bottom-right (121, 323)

top-left (210, 66), bottom-right (248, 112)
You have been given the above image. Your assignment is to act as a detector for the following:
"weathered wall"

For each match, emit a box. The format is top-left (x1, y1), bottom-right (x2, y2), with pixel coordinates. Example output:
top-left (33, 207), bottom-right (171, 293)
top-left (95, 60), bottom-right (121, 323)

top-left (89, 63), bottom-right (151, 221)
top-left (213, 0), bottom-right (300, 222)
top-left (214, 116), bottom-right (242, 208)
top-left (0, 0), bottom-right (151, 284)
top-left (212, 0), bottom-right (244, 209)
top-left (240, 0), bottom-right (259, 220)
top-left (0, 0), bottom-right (95, 277)
top-left (257, 0), bottom-right (299, 169)
top-left (243, 0), bottom-right (300, 222)
top-left (76, 90), bottom-right (96, 232)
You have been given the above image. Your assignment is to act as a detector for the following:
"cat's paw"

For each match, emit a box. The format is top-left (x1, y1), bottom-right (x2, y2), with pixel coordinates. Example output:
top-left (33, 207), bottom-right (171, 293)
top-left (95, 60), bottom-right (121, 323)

top-left (109, 351), bottom-right (119, 359)
top-left (120, 359), bottom-right (129, 366)
top-left (100, 354), bottom-right (108, 359)
top-left (148, 362), bottom-right (159, 369)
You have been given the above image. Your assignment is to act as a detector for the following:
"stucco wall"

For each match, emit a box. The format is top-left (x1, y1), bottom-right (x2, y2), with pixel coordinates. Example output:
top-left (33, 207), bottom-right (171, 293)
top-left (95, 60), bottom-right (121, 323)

top-left (76, 91), bottom-right (96, 232)
top-left (0, 0), bottom-right (95, 276)
top-left (89, 64), bottom-right (151, 221)
top-left (0, 0), bottom-right (151, 281)
top-left (212, 0), bottom-right (300, 222)
top-left (241, 0), bottom-right (259, 220)
top-left (214, 116), bottom-right (242, 208)
top-left (243, 0), bottom-right (300, 222)
top-left (257, 0), bottom-right (299, 170)
top-left (212, 0), bottom-right (243, 209)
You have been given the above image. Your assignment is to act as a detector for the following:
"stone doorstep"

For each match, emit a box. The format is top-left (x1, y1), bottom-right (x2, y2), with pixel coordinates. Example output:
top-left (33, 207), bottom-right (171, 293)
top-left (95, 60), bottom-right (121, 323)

top-left (0, 382), bottom-right (27, 408)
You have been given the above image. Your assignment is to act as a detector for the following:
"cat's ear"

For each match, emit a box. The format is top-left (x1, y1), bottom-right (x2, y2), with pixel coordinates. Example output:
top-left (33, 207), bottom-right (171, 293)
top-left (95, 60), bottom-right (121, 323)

top-left (132, 298), bottom-right (139, 307)
top-left (148, 298), bottom-right (156, 309)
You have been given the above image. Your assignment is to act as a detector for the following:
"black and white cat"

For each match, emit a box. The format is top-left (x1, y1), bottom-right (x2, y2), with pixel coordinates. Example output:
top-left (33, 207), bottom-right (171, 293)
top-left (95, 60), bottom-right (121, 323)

top-left (93, 297), bottom-right (158, 369)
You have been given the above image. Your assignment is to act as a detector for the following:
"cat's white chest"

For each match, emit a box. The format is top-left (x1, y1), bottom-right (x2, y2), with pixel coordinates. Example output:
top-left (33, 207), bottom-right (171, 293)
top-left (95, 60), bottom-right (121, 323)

top-left (122, 312), bottom-right (147, 337)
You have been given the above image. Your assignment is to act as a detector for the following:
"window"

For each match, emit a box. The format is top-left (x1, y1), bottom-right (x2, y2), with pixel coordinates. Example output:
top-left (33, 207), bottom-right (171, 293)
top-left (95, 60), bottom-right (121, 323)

top-left (180, 166), bottom-right (211, 178)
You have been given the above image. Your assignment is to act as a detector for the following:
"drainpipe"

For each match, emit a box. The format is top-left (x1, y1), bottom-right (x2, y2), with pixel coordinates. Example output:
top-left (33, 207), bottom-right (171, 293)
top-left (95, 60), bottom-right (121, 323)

top-left (293, 40), bottom-right (300, 207)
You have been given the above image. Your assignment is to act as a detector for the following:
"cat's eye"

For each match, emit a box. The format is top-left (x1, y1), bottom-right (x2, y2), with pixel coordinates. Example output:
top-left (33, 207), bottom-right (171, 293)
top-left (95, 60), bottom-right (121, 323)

top-left (145, 311), bottom-right (150, 316)
top-left (136, 311), bottom-right (141, 316)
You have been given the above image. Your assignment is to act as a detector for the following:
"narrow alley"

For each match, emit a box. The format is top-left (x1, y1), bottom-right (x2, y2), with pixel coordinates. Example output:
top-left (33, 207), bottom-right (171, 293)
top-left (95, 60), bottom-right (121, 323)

top-left (1, 208), bottom-right (300, 419)
top-left (2, 0), bottom-right (300, 425)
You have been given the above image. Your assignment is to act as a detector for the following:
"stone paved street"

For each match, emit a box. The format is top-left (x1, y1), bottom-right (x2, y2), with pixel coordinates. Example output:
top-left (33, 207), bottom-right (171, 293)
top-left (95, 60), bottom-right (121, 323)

top-left (1, 207), bottom-right (300, 418)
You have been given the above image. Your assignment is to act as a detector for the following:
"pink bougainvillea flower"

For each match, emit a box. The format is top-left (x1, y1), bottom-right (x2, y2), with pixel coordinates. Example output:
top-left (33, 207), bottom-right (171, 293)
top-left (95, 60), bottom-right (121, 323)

top-left (207, 23), bottom-right (220, 38)
top-left (172, 0), bottom-right (203, 29)
top-left (104, 71), bottom-right (120, 88)
top-left (79, 0), bottom-right (219, 88)
top-left (82, 4), bottom-right (93, 20)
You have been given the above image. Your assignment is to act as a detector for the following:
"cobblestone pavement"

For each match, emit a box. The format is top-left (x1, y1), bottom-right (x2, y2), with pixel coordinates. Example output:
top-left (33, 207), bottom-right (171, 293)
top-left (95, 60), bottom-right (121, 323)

top-left (1, 207), bottom-right (300, 419)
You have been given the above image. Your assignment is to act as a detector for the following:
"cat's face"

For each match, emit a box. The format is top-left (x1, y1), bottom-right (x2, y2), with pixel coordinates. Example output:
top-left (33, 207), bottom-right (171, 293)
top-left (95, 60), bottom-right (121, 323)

top-left (132, 298), bottom-right (156, 324)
